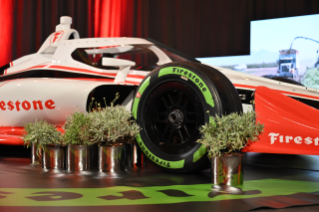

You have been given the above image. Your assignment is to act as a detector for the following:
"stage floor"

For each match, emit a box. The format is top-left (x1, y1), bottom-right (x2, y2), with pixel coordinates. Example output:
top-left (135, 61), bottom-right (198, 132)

top-left (1, 147), bottom-right (319, 212)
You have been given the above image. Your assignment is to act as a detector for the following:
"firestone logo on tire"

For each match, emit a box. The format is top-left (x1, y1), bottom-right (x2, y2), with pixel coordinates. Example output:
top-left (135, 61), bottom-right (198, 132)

top-left (172, 68), bottom-right (207, 93)
top-left (269, 132), bottom-right (319, 145)
top-left (0, 100), bottom-right (55, 111)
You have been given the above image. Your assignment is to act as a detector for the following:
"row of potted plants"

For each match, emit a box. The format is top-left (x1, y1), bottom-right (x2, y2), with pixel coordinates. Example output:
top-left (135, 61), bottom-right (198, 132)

top-left (23, 104), bottom-right (140, 172)
top-left (23, 103), bottom-right (264, 186)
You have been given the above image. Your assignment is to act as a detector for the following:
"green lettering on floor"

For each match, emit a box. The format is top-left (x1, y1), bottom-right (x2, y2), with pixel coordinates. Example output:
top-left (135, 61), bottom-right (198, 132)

top-left (1, 179), bottom-right (319, 206)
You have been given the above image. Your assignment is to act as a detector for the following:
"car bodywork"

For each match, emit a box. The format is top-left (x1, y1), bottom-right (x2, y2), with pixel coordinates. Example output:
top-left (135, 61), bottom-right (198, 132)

top-left (1, 17), bottom-right (319, 166)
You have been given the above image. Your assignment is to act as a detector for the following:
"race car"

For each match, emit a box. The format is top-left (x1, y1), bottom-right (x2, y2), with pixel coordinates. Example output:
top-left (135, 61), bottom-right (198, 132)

top-left (1, 16), bottom-right (319, 173)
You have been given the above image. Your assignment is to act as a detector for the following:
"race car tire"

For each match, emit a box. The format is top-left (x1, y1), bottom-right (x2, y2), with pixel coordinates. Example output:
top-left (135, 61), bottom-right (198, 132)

top-left (132, 62), bottom-right (242, 173)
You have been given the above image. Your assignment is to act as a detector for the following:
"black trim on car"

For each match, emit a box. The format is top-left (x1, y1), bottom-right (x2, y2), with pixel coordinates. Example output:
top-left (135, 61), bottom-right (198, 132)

top-left (0, 63), bottom-right (10, 76)
top-left (236, 89), bottom-right (254, 104)
top-left (298, 97), bottom-right (319, 110)
top-left (237, 88), bottom-right (319, 111)
top-left (86, 85), bottom-right (136, 112)
top-left (0, 69), bottom-right (113, 82)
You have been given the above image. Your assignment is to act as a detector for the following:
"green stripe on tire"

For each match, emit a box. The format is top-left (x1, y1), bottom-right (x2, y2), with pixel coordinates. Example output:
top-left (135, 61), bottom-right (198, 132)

top-left (193, 144), bottom-right (207, 162)
top-left (158, 67), bottom-right (215, 108)
top-left (132, 76), bottom-right (185, 169)
top-left (132, 76), bottom-right (150, 119)
top-left (136, 135), bottom-right (185, 169)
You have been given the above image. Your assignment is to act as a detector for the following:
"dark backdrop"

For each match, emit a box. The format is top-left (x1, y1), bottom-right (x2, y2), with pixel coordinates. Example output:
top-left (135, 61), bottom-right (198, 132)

top-left (9, 0), bottom-right (319, 61)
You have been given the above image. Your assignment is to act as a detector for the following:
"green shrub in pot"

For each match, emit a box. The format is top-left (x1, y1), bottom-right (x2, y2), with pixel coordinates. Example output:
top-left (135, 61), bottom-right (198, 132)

top-left (197, 111), bottom-right (264, 158)
top-left (197, 111), bottom-right (264, 186)
top-left (62, 112), bottom-right (95, 146)
top-left (23, 120), bottom-right (62, 154)
top-left (62, 106), bottom-right (140, 146)
top-left (62, 105), bottom-right (141, 172)
top-left (88, 105), bottom-right (141, 144)
top-left (87, 105), bottom-right (141, 172)
top-left (63, 111), bottom-right (98, 171)
top-left (23, 120), bottom-right (62, 165)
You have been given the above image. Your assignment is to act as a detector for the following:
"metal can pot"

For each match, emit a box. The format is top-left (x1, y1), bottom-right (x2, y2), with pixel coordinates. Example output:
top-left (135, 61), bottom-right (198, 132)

top-left (42, 144), bottom-right (65, 170)
top-left (98, 143), bottom-right (134, 173)
top-left (66, 144), bottom-right (96, 171)
top-left (211, 153), bottom-right (244, 186)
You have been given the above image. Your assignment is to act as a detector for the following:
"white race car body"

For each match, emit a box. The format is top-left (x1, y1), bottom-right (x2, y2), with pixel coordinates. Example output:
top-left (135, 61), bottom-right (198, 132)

top-left (2, 17), bottom-right (319, 167)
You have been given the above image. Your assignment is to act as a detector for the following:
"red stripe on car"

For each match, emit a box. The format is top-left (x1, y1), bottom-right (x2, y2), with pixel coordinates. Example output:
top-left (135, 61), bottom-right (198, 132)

top-left (3, 64), bottom-right (146, 80)
top-left (234, 84), bottom-right (319, 101)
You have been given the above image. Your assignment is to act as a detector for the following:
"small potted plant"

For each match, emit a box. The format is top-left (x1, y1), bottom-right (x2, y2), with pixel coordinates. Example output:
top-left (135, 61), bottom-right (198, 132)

top-left (88, 105), bottom-right (141, 173)
top-left (23, 120), bottom-right (63, 168)
top-left (197, 111), bottom-right (264, 186)
top-left (62, 111), bottom-right (98, 171)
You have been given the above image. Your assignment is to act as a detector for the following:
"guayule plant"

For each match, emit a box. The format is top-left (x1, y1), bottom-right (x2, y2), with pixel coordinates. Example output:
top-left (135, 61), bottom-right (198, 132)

top-left (88, 105), bottom-right (141, 144)
top-left (23, 120), bottom-right (62, 156)
top-left (63, 112), bottom-right (94, 146)
top-left (197, 111), bottom-right (264, 158)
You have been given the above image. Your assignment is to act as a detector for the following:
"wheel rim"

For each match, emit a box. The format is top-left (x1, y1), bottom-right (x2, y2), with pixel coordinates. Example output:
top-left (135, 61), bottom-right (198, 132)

top-left (143, 81), bottom-right (205, 155)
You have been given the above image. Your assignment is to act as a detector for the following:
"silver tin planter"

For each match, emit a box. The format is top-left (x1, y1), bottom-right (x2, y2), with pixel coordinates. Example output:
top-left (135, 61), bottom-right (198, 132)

top-left (211, 153), bottom-right (244, 186)
top-left (31, 142), bottom-right (42, 165)
top-left (134, 144), bottom-right (147, 167)
top-left (42, 144), bottom-right (65, 170)
top-left (98, 143), bottom-right (134, 173)
top-left (66, 144), bottom-right (96, 171)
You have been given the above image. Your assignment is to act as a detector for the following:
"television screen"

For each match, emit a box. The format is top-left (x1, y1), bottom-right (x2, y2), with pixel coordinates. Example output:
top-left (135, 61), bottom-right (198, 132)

top-left (197, 14), bottom-right (319, 89)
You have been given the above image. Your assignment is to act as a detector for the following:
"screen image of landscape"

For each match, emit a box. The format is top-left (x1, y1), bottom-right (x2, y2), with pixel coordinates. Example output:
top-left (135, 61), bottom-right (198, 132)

top-left (197, 14), bottom-right (319, 89)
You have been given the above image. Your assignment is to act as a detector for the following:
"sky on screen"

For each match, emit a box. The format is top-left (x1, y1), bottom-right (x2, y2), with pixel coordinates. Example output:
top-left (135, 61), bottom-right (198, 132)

top-left (198, 14), bottom-right (319, 66)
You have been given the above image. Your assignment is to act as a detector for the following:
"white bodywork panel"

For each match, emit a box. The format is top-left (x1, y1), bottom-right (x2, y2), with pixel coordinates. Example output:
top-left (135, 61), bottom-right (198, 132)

top-left (0, 78), bottom-right (124, 126)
